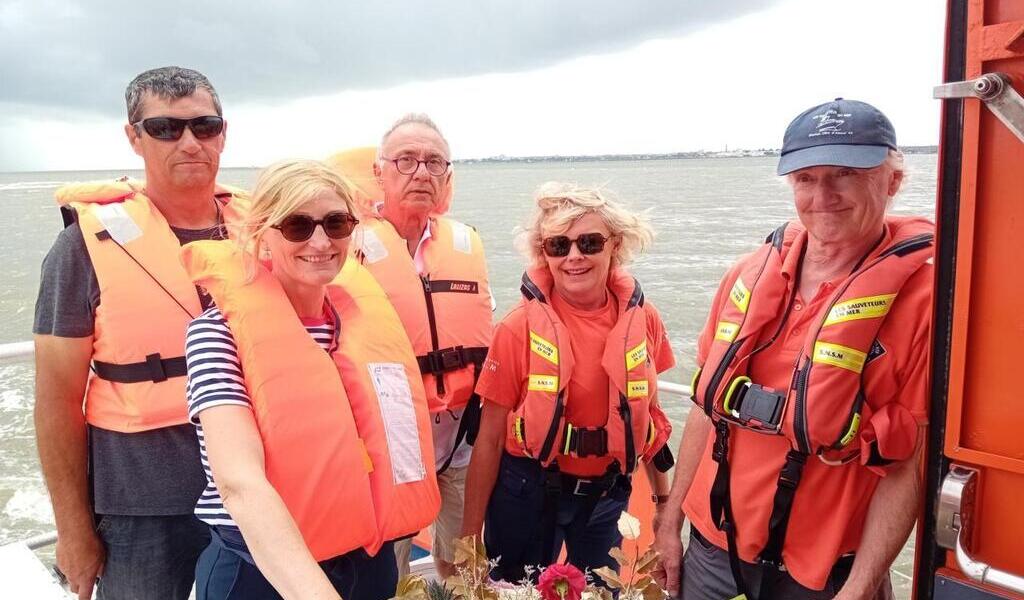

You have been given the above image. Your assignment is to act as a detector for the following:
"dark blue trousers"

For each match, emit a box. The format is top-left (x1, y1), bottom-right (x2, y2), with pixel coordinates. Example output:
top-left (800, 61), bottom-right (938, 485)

top-left (95, 514), bottom-right (211, 600)
top-left (484, 453), bottom-right (629, 583)
top-left (195, 527), bottom-right (398, 600)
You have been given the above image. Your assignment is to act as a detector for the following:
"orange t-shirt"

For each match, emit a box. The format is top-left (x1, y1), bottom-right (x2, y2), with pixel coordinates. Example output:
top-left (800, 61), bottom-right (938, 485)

top-left (476, 292), bottom-right (676, 477)
top-left (682, 232), bottom-right (932, 591)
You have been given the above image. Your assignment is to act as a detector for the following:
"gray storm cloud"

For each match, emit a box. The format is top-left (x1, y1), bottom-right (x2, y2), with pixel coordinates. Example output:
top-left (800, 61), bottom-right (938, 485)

top-left (1, 0), bottom-right (779, 117)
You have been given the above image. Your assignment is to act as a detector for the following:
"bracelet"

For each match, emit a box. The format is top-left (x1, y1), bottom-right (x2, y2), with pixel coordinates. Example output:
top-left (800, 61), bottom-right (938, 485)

top-left (651, 494), bottom-right (671, 505)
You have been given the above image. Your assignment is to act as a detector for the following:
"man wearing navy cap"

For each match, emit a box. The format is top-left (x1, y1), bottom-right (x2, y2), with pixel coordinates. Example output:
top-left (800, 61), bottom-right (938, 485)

top-left (654, 99), bottom-right (931, 599)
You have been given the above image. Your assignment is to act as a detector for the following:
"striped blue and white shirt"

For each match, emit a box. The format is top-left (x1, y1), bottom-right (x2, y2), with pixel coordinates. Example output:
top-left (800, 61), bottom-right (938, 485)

top-left (184, 305), bottom-right (335, 531)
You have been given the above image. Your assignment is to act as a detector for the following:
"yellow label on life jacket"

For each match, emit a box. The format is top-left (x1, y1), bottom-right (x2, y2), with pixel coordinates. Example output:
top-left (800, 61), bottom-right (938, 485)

top-left (529, 331), bottom-right (559, 365)
top-left (513, 416), bottom-right (526, 444)
top-left (715, 321), bottom-right (740, 342)
top-left (528, 374), bottom-right (559, 392)
top-left (627, 380), bottom-right (649, 398)
top-left (625, 340), bottom-right (648, 371)
top-left (358, 439), bottom-right (374, 473)
top-left (823, 294), bottom-right (897, 326)
top-left (812, 341), bottom-right (867, 373)
top-left (730, 277), bottom-right (750, 313)
top-left (840, 413), bottom-right (862, 447)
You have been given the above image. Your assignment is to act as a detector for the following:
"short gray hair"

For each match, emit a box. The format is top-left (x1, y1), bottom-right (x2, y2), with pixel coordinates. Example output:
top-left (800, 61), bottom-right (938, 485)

top-left (379, 113), bottom-right (450, 157)
top-left (125, 66), bottom-right (222, 124)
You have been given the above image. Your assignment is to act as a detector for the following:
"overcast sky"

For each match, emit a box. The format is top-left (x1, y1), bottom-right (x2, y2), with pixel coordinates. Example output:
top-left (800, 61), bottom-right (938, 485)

top-left (0, 0), bottom-right (946, 172)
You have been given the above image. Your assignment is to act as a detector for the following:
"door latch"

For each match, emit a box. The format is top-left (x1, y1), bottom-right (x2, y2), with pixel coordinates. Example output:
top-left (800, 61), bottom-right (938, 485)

top-left (936, 465), bottom-right (1024, 594)
top-left (935, 73), bottom-right (1024, 144)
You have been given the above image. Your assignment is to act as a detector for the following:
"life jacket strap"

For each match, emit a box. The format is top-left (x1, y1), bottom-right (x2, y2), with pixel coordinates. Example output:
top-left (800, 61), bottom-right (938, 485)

top-left (756, 449), bottom-right (809, 598)
top-left (431, 347), bottom-right (489, 476)
top-left (92, 353), bottom-right (187, 384)
top-left (416, 345), bottom-right (489, 377)
top-left (709, 420), bottom-right (750, 598)
top-left (561, 424), bottom-right (609, 458)
top-left (436, 392), bottom-right (482, 476)
top-left (539, 463), bottom-right (631, 565)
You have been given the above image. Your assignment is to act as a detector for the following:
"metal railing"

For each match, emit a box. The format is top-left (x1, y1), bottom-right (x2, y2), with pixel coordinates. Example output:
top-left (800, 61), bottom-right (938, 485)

top-left (0, 339), bottom-right (694, 554)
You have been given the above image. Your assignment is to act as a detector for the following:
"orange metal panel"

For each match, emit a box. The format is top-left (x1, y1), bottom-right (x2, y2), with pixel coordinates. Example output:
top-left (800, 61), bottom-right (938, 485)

top-left (941, 0), bottom-right (1024, 590)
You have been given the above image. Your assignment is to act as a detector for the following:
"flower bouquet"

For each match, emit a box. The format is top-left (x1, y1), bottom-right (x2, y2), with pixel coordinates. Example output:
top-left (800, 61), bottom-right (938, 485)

top-left (390, 511), bottom-right (666, 600)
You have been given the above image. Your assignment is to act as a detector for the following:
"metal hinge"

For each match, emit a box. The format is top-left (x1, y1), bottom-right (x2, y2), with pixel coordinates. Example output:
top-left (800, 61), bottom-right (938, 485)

top-left (934, 73), bottom-right (1024, 144)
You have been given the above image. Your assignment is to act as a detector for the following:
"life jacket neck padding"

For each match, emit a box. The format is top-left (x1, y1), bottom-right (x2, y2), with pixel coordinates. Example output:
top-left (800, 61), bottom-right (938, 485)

top-left (507, 267), bottom-right (671, 474)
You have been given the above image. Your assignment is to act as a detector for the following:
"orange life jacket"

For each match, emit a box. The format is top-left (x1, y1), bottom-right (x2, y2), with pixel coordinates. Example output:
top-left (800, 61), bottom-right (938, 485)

top-left (322, 147), bottom-right (383, 219)
top-left (505, 268), bottom-right (673, 475)
top-left (692, 216), bottom-right (933, 460)
top-left (55, 179), bottom-right (245, 433)
top-left (355, 215), bottom-right (492, 413)
top-left (181, 241), bottom-right (440, 559)
top-left (690, 216), bottom-right (933, 591)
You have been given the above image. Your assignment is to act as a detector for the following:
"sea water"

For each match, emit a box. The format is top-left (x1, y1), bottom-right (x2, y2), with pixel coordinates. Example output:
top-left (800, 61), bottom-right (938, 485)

top-left (0, 155), bottom-right (938, 595)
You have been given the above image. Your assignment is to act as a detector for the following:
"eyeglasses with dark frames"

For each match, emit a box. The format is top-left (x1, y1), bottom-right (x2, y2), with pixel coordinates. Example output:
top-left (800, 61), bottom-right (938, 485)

top-left (380, 155), bottom-right (451, 176)
top-left (271, 211), bottom-right (359, 243)
top-left (132, 116), bottom-right (224, 141)
top-left (541, 233), bottom-right (611, 257)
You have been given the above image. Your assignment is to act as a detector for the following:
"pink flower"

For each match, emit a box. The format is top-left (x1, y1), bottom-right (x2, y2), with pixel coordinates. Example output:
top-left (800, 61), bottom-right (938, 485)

top-left (536, 563), bottom-right (586, 600)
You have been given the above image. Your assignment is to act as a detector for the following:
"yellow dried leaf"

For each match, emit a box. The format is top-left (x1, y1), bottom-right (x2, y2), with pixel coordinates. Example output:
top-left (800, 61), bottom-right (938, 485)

top-left (641, 581), bottom-right (667, 600)
top-left (393, 574), bottom-right (428, 600)
top-left (635, 548), bottom-right (659, 574)
top-left (592, 566), bottom-right (623, 590)
top-left (617, 511), bottom-right (641, 540)
top-left (585, 585), bottom-right (614, 600)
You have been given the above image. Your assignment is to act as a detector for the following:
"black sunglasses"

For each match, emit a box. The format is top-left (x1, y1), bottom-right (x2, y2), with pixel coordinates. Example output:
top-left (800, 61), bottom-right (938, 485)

top-left (133, 116), bottom-right (225, 141)
top-left (541, 233), bottom-right (610, 257)
top-left (271, 212), bottom-right (359, 243)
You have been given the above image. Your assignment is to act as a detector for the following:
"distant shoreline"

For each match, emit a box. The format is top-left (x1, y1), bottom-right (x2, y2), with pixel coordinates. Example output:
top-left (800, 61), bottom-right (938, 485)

top-left (0, 146), bottom-right (939, 175)
top-left (455, 145), bottom-right (939, 165)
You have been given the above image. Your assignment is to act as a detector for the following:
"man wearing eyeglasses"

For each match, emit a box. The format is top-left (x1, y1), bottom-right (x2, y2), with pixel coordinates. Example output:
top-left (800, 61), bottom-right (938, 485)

top-left (353, 114), bottom-right (493, 579)
top-left (33, 66), bottom-right (238, 600)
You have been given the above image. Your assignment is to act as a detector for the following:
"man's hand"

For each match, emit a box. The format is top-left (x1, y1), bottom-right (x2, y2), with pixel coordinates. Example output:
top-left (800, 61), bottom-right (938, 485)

top-left (652, 515), bottom-right (684, 598)
top-left (34, 334), bottom-right (99, 599)
top-left (56, 525), bottom-right (105, 600)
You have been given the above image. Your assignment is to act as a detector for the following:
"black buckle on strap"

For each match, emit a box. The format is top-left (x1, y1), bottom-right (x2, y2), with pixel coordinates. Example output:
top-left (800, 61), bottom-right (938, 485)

top-left (712, 421), bottom-right (730, 462)
top-left (565, 426), bottom-right (608, 458)
top-left (777, 450), bottom-right (807, 490)
top-left (419, 346), bottom-right (467, 375)
top-left (145, 353), bottom-right (169, 383)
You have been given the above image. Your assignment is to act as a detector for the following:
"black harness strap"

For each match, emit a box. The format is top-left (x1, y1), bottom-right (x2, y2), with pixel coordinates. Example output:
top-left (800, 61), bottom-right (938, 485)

top-left (92, 354), bottom-right (187, 383)
top-left (756, 449), bottom-right (808, 598)
top-left (416, 346), bottom-right (489, 379)
top-left (433, 350), bottom-right (488, 476)
top-left (540, 465), bottom-right (630, 566)
top-left (709, 420), bottom-right (749, 598)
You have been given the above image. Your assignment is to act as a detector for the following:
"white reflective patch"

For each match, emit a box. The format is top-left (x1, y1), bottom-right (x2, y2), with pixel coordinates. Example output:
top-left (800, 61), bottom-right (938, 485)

top-left (451, 222), bottom-right (472, 254)
top-left (94, 203), bottom-right (142, 245)
top-left (367, 363), bottom-right (425, 484)
top-left (360, 229), bottom-right (389, 263)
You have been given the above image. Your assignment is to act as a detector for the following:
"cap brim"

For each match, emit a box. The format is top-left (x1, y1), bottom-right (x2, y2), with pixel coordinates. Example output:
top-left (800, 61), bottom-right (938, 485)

top-left (776, 144), bottom-right (890, 176)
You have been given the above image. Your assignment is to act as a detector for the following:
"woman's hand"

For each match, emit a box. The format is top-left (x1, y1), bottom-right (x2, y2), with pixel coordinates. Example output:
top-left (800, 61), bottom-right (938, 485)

top-left (460, 401), bottom-right (510, 538)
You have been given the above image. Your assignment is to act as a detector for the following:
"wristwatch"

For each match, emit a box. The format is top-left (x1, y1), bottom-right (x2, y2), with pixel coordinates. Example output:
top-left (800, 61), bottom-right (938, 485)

top-left (651, 494), bottom-right (670, 505)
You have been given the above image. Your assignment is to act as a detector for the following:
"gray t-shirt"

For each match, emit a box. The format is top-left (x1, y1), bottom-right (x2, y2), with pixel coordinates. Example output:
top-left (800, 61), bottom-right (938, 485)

top-left (34, 216), bottom-right (226, 515)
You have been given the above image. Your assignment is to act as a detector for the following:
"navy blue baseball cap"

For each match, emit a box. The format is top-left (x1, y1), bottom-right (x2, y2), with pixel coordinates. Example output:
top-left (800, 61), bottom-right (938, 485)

top-left (777, 98), bottom-right (898, 176)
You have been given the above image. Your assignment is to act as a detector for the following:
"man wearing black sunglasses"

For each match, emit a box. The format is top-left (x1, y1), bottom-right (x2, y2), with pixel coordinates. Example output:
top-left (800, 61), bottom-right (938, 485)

top-left (354, 114), bottom-right (494, 580)
top-left (33, 66), bottom-right (237, 600)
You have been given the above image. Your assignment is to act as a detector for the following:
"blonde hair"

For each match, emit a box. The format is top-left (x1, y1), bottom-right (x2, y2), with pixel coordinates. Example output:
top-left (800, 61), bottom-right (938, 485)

top-left (236, 159), bottom-right (357, 281)
top-left (517, 182), bottom-right (655, 268)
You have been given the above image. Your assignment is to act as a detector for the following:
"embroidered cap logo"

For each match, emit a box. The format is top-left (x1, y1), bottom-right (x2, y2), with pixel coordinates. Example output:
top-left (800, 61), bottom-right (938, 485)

top-left (809, 109), bottom-right (854, 138)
